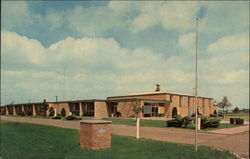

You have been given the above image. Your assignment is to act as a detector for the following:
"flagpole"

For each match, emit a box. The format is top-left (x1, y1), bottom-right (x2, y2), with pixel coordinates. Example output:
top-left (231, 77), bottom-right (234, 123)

top-left (195, 17), bottom-right (199, 151)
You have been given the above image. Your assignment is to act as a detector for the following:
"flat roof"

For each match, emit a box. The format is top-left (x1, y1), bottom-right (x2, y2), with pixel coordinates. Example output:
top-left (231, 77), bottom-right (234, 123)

top-left (107, 98), bottom-right (169, 103)
top-left (108, 91), bottom-right (213, 99)
top-left (2, 99), bottom-right (106, 106)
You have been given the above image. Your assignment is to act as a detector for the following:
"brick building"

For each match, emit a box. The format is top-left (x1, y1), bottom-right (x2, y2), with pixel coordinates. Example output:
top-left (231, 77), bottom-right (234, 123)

top-left (1, 90), bottom-right (217, 118)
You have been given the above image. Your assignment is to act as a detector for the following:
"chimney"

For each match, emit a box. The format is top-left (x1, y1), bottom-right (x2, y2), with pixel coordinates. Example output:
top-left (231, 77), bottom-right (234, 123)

top-left (155, 84), bottom-right (160, 92)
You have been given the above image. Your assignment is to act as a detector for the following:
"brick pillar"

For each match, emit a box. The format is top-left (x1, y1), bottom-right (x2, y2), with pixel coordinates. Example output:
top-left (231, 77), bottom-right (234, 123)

top-left (80, 120), bottom-right (112, 150)
top-left (32, 104), bottom-right (36, 116)
top-left (21, 105), bottom-right (25, 113)
top-left (13, 106), bottom-right (17, 115)
top-left (79, 102), bottom-right (83, 116)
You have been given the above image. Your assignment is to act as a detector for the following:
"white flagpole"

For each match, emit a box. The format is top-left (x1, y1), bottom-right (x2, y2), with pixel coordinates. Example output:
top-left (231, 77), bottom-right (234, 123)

top-left (195, 18), bottom-right (199, 151)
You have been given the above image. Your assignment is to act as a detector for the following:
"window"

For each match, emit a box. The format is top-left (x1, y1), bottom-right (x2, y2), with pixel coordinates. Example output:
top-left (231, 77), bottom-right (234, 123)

top-left (179, 96), bottom-right (182, 107)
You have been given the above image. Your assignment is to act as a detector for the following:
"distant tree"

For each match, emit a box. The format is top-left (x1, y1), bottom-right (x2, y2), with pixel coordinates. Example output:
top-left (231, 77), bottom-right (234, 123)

top-left (233, 107), bottom-right (239, 114)
top-left (218, 96), bottom-right (232, 113)
top-left (132, 102), bottom-right (143, 120)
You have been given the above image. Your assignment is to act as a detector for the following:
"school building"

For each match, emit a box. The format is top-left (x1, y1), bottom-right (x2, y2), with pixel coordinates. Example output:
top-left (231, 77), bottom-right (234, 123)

top-left (1, 88), bottom-right (217, 118)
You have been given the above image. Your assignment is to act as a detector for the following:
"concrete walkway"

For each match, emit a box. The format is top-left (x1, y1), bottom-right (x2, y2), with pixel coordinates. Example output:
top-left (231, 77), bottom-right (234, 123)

top-left (1, 116), bottom-right (249, 159)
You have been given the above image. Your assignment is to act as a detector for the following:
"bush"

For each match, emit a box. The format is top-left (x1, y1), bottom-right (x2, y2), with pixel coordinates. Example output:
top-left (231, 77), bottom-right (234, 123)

top-left (167, 115), bottom-right (183, 127)
top-left (115, 112), bottom-right (121, 117)
top-left (218, 113), bottom-right (224, 118)
top-left (61, 108), bottom-right (66, 117)
top-left (48, 107), bottom-right (55, 117)
top-left (235, 118), bottom-right (244, 125)
top-left (181, 116), bottom-right (193, 128)
top-left (210, 114), bottom-right (218, 117)
top-left (66, 115), bottom-right (82, 120)
top-left (201, 117), bottom-right (220, 129)
top-left (230, 118), bottom-right (235, 124)
top-left (191, 112), bottom-right (202, 118)
top-left (52, 114), bottom-right (62, 120)
top-left (166, 119), bottom-right (183, 127)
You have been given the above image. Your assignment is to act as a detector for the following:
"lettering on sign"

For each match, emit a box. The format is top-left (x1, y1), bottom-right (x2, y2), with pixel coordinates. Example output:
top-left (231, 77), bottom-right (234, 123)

top-left (97, 128), bottom-right (106, 134)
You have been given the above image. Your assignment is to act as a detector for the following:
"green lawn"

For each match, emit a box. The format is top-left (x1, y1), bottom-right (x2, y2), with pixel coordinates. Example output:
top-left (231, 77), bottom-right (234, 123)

top-left (103, 118), bottom-right (166, 127)
top-left (102, 118), bottom-right (243, 131)
top-left (223, 113), bottom-right (249, 122)
top-left (0, 121), bottom-right (238, 159)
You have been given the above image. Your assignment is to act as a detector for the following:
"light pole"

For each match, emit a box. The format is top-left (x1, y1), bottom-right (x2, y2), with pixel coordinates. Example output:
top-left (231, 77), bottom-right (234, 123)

top-left (194, 17), bottom-right (199, 151)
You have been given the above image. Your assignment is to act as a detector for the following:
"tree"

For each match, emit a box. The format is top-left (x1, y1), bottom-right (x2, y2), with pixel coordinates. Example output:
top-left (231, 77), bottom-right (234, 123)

top-left (217, 96), bottom-right (232, 113)
top-left (132, 102), bottom-right (143, 120)
top-left (233, 107), bottom-right (239, 114)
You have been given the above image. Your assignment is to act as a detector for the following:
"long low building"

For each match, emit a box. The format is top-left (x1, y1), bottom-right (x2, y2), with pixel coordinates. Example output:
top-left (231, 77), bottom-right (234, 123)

top-left (1, 89), bottom-right (217, 118)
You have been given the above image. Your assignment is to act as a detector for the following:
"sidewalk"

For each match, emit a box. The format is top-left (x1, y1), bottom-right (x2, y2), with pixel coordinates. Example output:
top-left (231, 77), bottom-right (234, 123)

top-left (1, 116), bottom-right (249, 159)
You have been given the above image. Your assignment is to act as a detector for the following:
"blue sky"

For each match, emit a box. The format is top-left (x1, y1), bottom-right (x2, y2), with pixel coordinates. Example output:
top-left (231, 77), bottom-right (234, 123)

top-left (1, 1), bottom-right (249, 109)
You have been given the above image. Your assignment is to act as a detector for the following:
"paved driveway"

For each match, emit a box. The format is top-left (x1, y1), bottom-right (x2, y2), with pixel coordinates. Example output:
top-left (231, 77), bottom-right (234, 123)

top-left (1, 116), bottom-right (249, 159)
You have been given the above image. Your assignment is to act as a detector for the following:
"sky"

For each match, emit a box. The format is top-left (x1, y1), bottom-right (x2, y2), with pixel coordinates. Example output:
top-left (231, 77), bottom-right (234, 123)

top-left (1, 1), bottom-right (249, 109)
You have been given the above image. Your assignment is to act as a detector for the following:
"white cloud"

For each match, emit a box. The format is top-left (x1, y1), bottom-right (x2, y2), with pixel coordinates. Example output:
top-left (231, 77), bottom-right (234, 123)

top-left (130, 1), bottom-right (199, 32)
top-left (207, 33), bottom-right (248, 54)
top-left (66, 6), bottom-right (124, 36)
top-left (1, 1), bottom-right (31, 28)
top-left (1, 30), bottom-right (195, 104)
top-left (177, 32), bottom-right (196, 52)
top-left (1, 31), bottom-right (47, 65)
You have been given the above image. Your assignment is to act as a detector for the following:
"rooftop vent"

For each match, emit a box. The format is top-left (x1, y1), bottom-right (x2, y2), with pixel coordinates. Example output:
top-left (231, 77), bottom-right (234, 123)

top-left (155, 84), bottom-right (160, 92)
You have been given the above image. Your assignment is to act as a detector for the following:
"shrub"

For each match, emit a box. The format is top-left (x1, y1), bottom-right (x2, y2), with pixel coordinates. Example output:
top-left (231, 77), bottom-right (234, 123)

top-left (210, 114), bottom-right (218, 117)
top-left (235, 118), bottom-right (244, 125)
top-left (218, 113), bottom-right (224, 118)
top-left (115, 112), bottom-right (121, 117)
top-left (181, 116), bottom-right (193, 128)
top-left (230, 118), bottom-right (235, 124)
top-left (52, 114), bottom-right (62, 120)
top-left (191, 112), bottom-right (202, 118)
top-left (201, 117), bottom-right (220, 129)
top-left (166, 119), bottom-right (183, 127)
top-left (61, 108), bottom-right (66, 117)
top-left (66, 115), bottom-right (82, 120)
top-left (167, 115), bottom-right (183, 127)
top-left (66, 115), bottom-right (77, 120)
top-left (48, 107), bottom-right (55, 117)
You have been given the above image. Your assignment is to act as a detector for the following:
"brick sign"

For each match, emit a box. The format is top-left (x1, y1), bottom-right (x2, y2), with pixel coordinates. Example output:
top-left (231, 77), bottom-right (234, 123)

top-left (97, 128), bottom-right (106, 134)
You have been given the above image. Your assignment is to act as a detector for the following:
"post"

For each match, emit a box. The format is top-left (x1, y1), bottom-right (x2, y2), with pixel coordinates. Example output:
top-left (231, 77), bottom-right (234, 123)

top-left (194, 17), bottom-right (199, 151)
top-left (136, 118), bottom-right (140, 139)
top-left (79, 102), bottom-right (83, 116)
top-left (198, 118), bottom-right (201, 130)
top-left (32, 104), bottom-right (36, 116)
top-left (6, 106), bottom-right (9, 115)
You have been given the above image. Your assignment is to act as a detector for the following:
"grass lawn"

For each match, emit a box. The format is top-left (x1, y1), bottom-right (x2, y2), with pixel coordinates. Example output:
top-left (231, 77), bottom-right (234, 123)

top-left (102, 118), bottom-right (243, 131)
top-left (222, 113), bottom-right (249, 122)
top-left (0, 121), bottom-right (238, 159)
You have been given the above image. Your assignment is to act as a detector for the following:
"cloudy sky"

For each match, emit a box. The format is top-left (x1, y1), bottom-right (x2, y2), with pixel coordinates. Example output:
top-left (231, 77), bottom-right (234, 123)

top-left (1, 1), bottom-right (249, 108)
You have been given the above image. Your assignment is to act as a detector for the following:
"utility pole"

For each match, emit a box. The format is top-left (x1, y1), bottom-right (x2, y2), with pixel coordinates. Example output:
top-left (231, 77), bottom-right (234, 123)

top-left (195, 18), bottom-right (199, 151)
